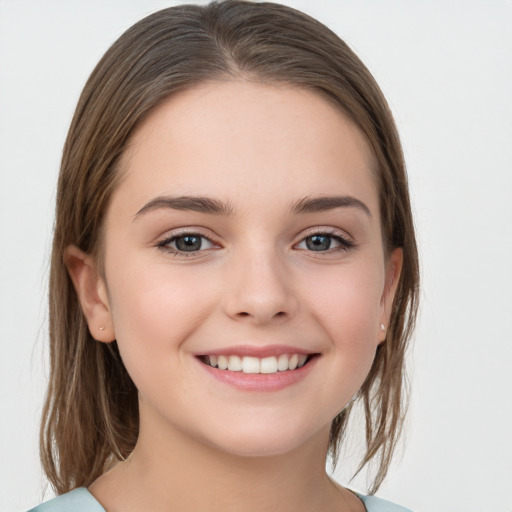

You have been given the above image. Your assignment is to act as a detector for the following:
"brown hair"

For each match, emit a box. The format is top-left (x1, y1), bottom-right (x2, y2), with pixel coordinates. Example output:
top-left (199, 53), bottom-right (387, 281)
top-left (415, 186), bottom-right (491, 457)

top-left (41, 0), bottom-right (419, 495)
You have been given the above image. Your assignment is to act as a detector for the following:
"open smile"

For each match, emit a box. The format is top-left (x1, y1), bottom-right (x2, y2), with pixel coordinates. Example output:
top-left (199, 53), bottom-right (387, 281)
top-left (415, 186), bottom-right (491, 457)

top-left (200, 353), bottom-right (311, 374)
top-left (196, 349), bottom-right (319, 391)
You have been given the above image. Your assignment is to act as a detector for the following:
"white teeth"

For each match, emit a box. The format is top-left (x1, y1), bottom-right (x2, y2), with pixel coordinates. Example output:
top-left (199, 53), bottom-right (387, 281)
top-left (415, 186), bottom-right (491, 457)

top-left (289, 354), bottom-right (299, 370)
top-left (217, 355), bottom-right (229, 370)
top-left (204, 354), bottom-right (310, 374)
top-left (227, 355), bottom-right (242, 371)
top-left (277, 354), bottom-right (289, 371)
top-left (260, 356), bottom-right (278, 374)
top-left (242, 356), bottom-right (260, 374)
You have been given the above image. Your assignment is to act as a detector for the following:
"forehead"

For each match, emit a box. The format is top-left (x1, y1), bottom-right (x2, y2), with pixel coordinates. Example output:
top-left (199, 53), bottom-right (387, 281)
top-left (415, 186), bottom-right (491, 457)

top-left (114, 80), bottom-right (379, 216)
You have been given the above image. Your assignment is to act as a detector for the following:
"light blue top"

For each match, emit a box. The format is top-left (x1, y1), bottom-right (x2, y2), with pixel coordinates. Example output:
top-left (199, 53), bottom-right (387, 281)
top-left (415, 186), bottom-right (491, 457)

top-left (28, 487), bottom-right (413, 511)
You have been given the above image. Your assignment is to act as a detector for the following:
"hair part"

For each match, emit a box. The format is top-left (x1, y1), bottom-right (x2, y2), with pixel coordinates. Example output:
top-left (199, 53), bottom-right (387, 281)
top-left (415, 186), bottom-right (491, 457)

top-left (42, 0), bottom-right (419, 495)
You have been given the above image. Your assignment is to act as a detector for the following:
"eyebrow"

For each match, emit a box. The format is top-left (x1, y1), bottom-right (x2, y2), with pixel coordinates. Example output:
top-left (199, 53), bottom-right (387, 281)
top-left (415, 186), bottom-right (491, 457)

top-left (134, 195), bottom-right (234, 219)
top-left (291, 195), bottom-right (372, 217)
top-left (134, 194), bottom-right (371, 220)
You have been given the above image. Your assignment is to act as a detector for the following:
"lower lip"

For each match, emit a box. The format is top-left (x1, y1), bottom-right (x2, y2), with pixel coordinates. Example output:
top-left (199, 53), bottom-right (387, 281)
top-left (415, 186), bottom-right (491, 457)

top-left (197, 356), bottom-right (318, 392)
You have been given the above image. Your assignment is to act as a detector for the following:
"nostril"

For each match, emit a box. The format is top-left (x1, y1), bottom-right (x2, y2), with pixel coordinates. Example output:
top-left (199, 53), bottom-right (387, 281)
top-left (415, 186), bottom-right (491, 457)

top-left (232, 309), bottom-right (290, 323)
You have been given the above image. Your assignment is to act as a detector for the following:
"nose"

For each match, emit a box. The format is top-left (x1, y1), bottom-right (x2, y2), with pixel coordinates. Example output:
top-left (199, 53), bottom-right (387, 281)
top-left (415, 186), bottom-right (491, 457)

top-left (222, 249), bottom-right (298, 325)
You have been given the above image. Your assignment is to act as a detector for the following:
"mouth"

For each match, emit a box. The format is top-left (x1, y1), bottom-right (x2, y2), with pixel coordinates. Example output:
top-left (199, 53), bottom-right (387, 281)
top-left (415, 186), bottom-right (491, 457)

top-left (198, 353), bottom-right (316, 374)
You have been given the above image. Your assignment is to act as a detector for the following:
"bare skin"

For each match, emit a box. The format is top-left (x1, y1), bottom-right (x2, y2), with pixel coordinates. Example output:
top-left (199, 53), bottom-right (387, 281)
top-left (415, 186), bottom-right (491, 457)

top-left (89, 422), bottom-right (364, 512)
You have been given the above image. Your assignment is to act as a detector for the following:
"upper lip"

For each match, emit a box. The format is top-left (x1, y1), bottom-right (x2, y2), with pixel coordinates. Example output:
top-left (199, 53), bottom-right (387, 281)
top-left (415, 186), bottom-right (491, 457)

top-left (194, 344), bottom-right (318, 359)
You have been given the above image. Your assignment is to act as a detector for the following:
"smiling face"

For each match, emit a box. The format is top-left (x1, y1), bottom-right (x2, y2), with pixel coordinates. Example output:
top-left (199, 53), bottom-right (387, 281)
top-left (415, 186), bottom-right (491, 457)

top-left (68, 80), bottom-right (401, 459)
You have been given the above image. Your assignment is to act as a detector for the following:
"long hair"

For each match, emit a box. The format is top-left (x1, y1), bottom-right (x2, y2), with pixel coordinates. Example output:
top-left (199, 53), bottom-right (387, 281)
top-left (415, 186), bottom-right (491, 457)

top-left (42, 0), bottom-right (419, 495)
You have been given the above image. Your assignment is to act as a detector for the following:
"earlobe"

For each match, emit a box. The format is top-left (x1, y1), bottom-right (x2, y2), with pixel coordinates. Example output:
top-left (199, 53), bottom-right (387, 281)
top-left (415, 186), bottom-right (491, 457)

top-left (64, 245), bottom-right (115, 343)
top-left (379, 247), bottom-right (403, 342)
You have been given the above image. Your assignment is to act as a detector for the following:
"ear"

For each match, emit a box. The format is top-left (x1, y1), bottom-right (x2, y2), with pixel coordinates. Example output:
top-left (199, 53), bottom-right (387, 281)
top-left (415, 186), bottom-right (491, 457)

top-left (378, 247), bottom-right (403, 343)
top-left (64, 245), bottom-right (115, 343)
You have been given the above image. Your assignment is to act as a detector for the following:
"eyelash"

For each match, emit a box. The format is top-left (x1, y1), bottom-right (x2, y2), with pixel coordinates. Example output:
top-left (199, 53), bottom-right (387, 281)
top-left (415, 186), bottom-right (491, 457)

top-left (294, 229), bottom-right (355, 253)
top-left (156, 231), bottom-right (217, 257)
top-left (156, 229), bottom-right (355, 257)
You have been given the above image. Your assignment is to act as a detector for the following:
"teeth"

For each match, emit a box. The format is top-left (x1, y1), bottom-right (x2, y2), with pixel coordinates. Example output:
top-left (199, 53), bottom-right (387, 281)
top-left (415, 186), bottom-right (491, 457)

top-left (227, 355), bottom-right (242, 372)
top-left (260, 356), bottom-right (278, 374)
top-left (277, 354), bottom-right (289, 371)
top-left (242, 356), bottom-right (260, 374)
top-left (205, 354), bottom-right (309, 374)
top-left (217, 355), bottom-right (229, 370)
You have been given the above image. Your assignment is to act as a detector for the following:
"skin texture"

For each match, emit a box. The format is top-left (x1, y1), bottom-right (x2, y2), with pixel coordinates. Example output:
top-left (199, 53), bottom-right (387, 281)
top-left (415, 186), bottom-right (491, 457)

top-left (66, 81), bottom-right (402, 512)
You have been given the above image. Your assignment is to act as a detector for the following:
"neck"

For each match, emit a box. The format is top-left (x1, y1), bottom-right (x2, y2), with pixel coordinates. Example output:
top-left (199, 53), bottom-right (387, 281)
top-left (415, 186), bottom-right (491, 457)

top-left (89, 412), bottom-right (358, 512)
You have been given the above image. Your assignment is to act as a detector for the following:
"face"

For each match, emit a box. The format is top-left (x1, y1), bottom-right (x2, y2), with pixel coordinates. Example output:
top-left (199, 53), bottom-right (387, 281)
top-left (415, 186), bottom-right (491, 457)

top-left (72, 81), bottom-right (401, 458)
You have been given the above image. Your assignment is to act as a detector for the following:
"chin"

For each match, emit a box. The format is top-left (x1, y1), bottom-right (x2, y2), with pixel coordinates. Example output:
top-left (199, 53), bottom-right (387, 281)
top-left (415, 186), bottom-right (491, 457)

top-left (201, 418), bottom-right (329, 460)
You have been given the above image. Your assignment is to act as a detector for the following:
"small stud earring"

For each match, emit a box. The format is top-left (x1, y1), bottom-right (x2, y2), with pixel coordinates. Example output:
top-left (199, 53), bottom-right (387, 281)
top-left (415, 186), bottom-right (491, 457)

top-left (99, 326), bottom-right (105, 331)
top-left (380, 323), bottom-right (385, 331)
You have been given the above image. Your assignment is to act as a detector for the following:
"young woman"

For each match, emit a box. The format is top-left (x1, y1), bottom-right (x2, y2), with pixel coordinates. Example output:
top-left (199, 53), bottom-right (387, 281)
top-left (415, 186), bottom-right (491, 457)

top-left (29, 2), bottom-right (419, 511)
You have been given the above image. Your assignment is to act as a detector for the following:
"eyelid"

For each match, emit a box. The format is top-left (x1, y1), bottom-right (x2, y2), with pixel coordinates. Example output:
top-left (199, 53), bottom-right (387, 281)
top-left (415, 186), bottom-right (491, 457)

top-left (155, 226), bottom-right (219, 242)
top-left (296, 226), bottom-right (354, 243)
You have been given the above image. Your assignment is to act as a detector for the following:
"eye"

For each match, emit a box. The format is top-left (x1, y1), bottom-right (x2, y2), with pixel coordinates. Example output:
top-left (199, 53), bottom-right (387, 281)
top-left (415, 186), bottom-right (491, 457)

top-left (296, 232), bottom-right (354, 252)
top-left (157, 233), bottom-right (216, 254)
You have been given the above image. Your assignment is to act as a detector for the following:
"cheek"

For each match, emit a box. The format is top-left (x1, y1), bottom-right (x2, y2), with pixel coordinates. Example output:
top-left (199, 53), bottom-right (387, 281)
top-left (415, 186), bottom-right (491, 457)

top-left (309, 261), bottom-right (383, 328)
top-left (303, 261), bottom-right (384, 368)
top-left (105, 261), bottom-right (213, 376)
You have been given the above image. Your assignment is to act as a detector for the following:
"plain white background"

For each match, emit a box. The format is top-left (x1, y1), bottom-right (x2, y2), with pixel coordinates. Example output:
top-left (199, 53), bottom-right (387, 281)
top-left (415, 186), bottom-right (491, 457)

top-left (1, 1), bottom-right (511, 511)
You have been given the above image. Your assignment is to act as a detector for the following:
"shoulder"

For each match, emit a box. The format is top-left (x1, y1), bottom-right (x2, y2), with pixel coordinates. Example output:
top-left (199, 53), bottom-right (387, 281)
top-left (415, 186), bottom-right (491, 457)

top-left (359, 493), bottom-right (414, 512)
top-left (27, 488), bottom-right (105, 512)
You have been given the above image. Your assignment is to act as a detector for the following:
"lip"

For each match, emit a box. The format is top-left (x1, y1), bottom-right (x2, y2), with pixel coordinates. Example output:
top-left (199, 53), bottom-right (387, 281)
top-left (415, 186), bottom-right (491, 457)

top-left (194, 344), bottom-right (316, 359)
top-left (196, 352), bottom-right (319, 392)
